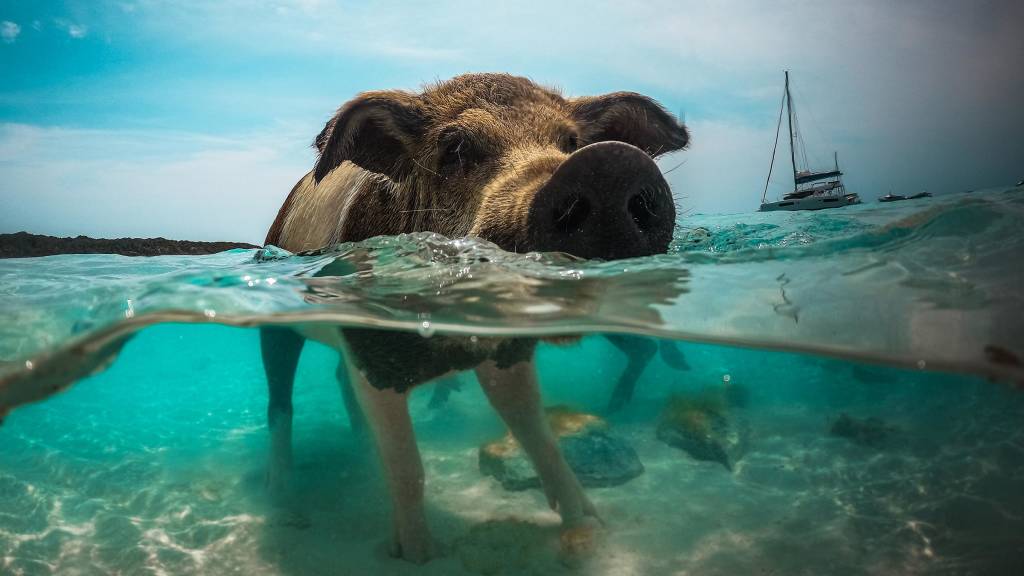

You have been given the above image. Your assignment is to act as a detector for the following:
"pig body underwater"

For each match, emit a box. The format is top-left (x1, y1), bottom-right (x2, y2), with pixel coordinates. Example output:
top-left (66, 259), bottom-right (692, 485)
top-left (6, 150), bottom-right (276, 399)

top-left (261, 73), bottom-right (688, 563)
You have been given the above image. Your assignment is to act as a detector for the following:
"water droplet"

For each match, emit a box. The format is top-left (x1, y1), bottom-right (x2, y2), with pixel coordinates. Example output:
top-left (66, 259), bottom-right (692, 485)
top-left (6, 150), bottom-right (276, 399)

top-left (418, 320), bottom-right (435, 338)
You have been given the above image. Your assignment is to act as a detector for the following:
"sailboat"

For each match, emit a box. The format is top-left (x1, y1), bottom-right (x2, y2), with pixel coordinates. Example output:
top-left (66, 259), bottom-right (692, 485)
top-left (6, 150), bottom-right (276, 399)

top-left (760, 71), bottom-right (861, 211)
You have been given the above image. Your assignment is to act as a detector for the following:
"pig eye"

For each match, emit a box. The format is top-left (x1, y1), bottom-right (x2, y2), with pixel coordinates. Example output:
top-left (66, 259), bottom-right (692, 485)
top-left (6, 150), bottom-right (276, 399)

top-left (438, 130), bottom-right (482, 174)
top-left (560, 133), bottom-right (579, 153)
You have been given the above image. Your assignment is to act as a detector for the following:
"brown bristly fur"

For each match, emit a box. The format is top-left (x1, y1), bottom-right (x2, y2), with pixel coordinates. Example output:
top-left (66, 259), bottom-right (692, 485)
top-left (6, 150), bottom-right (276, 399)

top-left (271, 73), bottom-right (689, 254)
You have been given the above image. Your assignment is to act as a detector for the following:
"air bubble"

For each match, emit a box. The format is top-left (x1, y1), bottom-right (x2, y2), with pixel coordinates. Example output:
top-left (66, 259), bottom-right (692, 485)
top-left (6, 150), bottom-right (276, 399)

top-left (723, 374), bottom-right (731, 383)
top-left (418, 320), bottom-right (435, 338)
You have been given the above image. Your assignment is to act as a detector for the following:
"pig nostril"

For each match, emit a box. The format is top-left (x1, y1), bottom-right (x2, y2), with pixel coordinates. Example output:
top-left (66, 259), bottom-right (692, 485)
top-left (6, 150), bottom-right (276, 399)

top-left (553, 195), bottom-right (591, 233)
top-left (628, 189), bottom-right (659, 233)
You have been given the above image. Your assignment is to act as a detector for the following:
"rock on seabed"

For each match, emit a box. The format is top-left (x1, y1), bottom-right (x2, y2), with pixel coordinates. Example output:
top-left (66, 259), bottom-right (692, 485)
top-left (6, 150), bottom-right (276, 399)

top-left (656, 389), bottom-right (749, 471)
top-left (479, 406), bottom-right (644, 491)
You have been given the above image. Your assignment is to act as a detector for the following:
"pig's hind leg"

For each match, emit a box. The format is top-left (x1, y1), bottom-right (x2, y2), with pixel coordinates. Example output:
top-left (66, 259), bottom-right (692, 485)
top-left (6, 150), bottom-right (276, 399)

top-left (604, 334), bottom-right (657, 413)
top-left (335, 358), bottom-right (368, 440)
top-left (260, 327), bottom-right (305, 496)
top-left (475, 359), bottom-right (599, 528)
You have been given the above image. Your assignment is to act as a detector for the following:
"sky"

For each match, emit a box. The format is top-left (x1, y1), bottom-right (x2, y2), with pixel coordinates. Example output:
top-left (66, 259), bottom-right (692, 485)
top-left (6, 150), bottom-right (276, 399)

top-left (1, 0), bottom-right (1022, 244)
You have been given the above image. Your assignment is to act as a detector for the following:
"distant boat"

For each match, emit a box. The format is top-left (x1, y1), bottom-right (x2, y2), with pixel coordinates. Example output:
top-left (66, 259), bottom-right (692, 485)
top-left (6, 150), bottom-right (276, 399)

top-left (759, 71), bottom-right (861, 212)
top-left (879, 191), bottom-right (931, 202)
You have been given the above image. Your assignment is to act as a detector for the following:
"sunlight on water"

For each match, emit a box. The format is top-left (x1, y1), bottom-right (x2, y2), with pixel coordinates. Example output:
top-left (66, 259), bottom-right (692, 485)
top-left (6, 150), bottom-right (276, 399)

top-left (1, 187), bottom-right (1023, 574)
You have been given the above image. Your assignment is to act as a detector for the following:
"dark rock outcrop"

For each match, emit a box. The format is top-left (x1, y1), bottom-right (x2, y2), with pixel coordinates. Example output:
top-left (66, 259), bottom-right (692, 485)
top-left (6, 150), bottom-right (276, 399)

top-left (0, 231), bottom-right (259, 258)
top-left (479, 406), bottom-right (643, 491)
top-left (829, 413), bottom-right (895, 447)
top-left (656, 389), bottom-right (749, 471)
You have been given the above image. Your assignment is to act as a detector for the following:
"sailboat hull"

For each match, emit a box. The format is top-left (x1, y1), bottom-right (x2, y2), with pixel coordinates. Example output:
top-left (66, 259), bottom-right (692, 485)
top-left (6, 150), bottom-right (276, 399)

top-left (760, 194), bottom-right (861, 212)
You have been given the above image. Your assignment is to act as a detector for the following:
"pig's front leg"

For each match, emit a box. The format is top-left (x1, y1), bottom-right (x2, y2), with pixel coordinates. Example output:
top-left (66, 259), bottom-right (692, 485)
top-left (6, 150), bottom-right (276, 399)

top-left (347, 367), bottom-right (434, 564)
top-left (475, 359), bottom-right (599, 528)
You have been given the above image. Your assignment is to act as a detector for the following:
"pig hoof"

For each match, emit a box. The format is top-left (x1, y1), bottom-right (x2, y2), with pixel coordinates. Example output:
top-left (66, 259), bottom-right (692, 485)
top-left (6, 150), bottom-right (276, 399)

top-left (386, 539), bottom-right (401, 559)
top-left (388, 534), bottom-right (437, 564)
top-left (558, 516), bottom-right (603, 565)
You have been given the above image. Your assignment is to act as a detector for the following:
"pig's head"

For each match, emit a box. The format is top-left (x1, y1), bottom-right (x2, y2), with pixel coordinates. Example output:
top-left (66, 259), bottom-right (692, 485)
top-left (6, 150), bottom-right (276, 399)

top-left (313, 73), bottom-right (688, 260)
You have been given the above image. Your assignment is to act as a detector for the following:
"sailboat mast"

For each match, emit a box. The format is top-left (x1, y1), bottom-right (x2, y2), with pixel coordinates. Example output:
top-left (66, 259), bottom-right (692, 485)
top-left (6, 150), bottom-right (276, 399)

top-left (785, 71), bottom-right (797, 188)
top-left (761, 76), bottom-right (787, 205)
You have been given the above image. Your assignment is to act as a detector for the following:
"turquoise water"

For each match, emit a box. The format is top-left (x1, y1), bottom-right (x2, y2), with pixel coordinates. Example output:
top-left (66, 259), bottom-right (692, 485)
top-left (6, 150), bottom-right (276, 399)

top-left (1, 187), bottom-right (1023, 574)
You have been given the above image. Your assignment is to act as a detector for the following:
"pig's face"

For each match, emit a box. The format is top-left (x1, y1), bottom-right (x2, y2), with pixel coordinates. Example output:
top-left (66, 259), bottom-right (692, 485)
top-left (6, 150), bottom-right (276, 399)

top-left (313, 74), bottom-right (688, 260)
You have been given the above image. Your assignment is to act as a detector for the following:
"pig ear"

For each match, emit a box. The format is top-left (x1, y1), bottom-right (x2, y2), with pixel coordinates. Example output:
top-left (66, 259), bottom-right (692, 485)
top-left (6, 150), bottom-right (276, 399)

top-left (313, 90), bottom-right (427, 183)
top-left (571, 92), bottom-right (689, 157)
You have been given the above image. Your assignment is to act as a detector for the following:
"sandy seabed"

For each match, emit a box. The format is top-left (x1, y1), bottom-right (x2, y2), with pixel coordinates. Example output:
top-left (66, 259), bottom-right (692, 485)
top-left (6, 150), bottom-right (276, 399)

top-left (1, 328), bottom-right (1022, 575)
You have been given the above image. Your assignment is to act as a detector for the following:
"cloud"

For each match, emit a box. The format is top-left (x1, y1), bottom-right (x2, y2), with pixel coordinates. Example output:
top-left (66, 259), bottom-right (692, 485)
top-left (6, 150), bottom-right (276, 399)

top-left (67, 24), bottom-right (88, 38)
top-left (1, 0), bottom-right (1021, 233)
top-left (1, 21), bottom-right (20, 44)
top-left (54, 19), bottom-right (88, 39)
top-left (0, 124), bottom-right (312, 244)
top-left (132, 1), bottom-right (463, 63)
top-left (658, 119), bottom-right (780, 215)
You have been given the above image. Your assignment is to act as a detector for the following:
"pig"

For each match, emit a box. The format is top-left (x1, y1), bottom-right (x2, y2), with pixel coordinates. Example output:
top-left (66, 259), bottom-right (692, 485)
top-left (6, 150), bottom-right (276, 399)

top-left (261, 73), bottom-right (688, 563)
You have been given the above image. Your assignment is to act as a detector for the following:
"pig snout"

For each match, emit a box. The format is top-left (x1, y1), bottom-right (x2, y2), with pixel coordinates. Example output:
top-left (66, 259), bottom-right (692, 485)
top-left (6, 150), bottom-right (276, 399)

top-left (527, 142), bottom-right (676, 260)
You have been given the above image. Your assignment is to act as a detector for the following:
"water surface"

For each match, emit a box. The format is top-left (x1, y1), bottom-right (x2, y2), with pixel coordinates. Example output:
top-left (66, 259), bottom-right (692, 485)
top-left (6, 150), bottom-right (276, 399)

top-left (1, 187), bottom-right (1022, 575)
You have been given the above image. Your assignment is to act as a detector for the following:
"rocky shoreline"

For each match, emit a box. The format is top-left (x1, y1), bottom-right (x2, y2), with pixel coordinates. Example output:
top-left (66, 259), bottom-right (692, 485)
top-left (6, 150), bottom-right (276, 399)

top-left (0, 231), bottom-right (259, 258)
